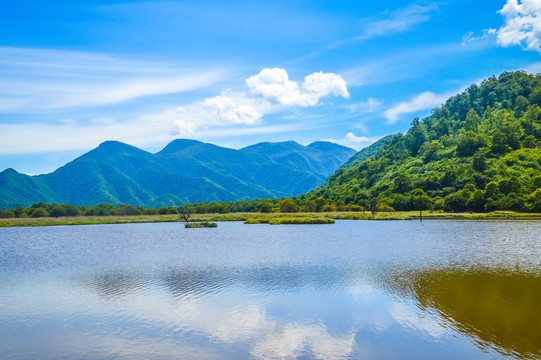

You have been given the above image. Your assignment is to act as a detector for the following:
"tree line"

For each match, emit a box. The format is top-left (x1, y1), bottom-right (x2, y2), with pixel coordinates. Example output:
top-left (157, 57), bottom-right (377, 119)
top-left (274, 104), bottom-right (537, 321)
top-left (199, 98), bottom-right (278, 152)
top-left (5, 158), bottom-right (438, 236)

top-left (1, 71), bottom-right (540, 218)
top-left (0, 198), bottom-right (369, 219)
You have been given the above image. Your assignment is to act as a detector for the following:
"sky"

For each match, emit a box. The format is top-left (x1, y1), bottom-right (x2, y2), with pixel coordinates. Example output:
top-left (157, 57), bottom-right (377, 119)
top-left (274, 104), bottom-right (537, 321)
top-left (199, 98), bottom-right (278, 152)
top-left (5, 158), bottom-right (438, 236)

top-left (1, 0), bottom-right (541, 174)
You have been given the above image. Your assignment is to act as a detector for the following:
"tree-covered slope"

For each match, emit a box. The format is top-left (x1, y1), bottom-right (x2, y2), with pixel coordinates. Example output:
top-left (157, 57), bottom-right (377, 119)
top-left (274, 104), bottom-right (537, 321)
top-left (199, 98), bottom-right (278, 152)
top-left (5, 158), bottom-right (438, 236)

top-left (305, 71), bottom-right (541, 212)
top-left (0, 168), bottom-right (57, 209)
top-left (0, 139), bottom-right (355, 209)
top-left (242, 140), bottom-right (355, 178)
top-left (338, 134), bottom-right (394, 170)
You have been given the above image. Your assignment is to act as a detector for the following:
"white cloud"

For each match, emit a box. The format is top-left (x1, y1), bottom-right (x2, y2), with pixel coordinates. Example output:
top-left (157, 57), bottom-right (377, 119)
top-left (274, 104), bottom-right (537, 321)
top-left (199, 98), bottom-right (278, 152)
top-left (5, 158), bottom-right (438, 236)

top-left (246, 68), bottom-right (349, 106)
top-left (345, 132), bottom-right (371, 144)
top-left (342, 42), bottom-right (479, 87)
top-left (90, 117), bottom-right (116, 125)
top-left (384, 91), bottom-right (449, 124)
top-left (462, 28), bottom-right (497, 45)
top-left (0, 47), bottom-right (226, 112)
top-left (359, 3), bottom-right (440, 39)
top-left (303, 71), bottom-right (350, 99)
top-left (497, 0), bottom-right (541, 52)
top-left (140, 90), bottom-right (268, 134)
top-left (327, 132), bottom-right (378, 150)
top-left (165, 297), bottom-right (356, 360)
top-left (525, 61), bottom-right (541, 72)
top-left (0, 67), bottom-right (349, 156)
top-left (390, 301), bottom-right (448, 338)
top-left (346, 98), bottom-right (382, 113)
top-left (201, 94), bottom-right (262, 126)
top-left (68, 73), bottom-right (224, 108)
top-left (0, 121), bottom-right (173, 154)
top-left (251, 323), bottom-right (355, 360)
top-left (147, 68), bottom-right (349, 135)
top-left (246, 68), bottom-right (301, 105)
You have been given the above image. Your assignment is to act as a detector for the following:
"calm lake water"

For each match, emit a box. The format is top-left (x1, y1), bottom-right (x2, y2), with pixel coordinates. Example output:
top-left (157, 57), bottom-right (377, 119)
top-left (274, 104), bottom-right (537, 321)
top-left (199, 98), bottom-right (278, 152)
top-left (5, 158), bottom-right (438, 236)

top-left (0, 220), bottom-right (540, 359)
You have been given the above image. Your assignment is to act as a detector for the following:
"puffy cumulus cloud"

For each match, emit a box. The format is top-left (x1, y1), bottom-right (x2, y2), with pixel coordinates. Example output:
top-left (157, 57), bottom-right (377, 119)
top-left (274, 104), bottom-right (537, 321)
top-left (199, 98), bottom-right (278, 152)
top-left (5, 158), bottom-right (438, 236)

top-left (251, 323), bottom-right (355, 360)
top-left (169, 298), bottom-right (356, 360)
top-left (497, 0), bottom-right (541, 52)
top-left (327, 132), bottom-right (377, 150)
top-left (140, 91), bottom-right (265, 134)
top-left (303, 71), bottom-right (349, 99)
top-left (246, 68), bottom-right (349, 107)
top-left (246, 68), bottom-right (301, 105)
top-left (384, 91), bottom-right (448, 124)
top-left (201, 94), bottom-right (262, 126)
top-left (344, 132), bottom-right (371, 144)
top-left (142, 68), bottom-right (348, 135)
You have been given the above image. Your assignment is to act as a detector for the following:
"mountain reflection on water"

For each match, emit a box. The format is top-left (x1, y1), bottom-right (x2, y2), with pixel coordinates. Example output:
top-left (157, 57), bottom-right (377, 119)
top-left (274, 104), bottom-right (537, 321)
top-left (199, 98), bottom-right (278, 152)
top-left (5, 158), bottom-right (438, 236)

top-left (81, 263), bottom-right (541, 359)
top-left (1, 220), bottom-right (540, 359)
top-left (388, 268), bottom-right (541, 359)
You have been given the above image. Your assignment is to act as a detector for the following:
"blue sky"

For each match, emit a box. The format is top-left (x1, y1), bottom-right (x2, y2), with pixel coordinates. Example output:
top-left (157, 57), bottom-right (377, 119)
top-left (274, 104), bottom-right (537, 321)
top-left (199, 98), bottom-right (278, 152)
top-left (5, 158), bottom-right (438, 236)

top-left (1, 0), bottom-right (541, 174)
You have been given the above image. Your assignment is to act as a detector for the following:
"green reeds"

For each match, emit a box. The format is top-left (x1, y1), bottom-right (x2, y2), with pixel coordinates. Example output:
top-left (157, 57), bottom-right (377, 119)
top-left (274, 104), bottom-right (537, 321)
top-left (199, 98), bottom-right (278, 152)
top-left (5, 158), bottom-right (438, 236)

top-left (184, 221), bottom-right (217, 228)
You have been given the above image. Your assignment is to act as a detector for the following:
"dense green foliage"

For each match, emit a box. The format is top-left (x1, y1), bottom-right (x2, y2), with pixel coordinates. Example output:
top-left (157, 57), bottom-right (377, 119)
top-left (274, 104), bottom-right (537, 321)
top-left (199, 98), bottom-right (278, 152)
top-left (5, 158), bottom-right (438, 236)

top-left (0, 139), bottom-right (354, 209)
top-left (0, 197), bottom-right (366, 219)
top-left (300, 71), bottom-right (541, 212)
top-left (338, 134), bottom-right (394, 170)
top-left (2, 71), bottom-right (539, 215)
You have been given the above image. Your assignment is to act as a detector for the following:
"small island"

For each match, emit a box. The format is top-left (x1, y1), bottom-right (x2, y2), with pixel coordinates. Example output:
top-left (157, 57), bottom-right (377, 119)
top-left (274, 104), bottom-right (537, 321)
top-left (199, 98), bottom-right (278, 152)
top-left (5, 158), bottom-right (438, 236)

top-left (185, 221), bottom-right (217, 228)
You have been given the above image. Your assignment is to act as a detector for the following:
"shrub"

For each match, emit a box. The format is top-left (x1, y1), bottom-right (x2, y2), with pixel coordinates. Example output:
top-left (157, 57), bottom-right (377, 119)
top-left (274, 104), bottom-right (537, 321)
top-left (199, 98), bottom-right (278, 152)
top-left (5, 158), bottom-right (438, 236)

top-left (185, 221), bottom-right (217, 228)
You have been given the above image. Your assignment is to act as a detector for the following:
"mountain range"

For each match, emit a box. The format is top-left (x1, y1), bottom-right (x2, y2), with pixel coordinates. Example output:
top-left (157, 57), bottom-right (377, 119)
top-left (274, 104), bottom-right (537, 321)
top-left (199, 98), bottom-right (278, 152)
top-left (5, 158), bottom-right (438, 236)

top-left (0, 139), bottom-right (355, 209)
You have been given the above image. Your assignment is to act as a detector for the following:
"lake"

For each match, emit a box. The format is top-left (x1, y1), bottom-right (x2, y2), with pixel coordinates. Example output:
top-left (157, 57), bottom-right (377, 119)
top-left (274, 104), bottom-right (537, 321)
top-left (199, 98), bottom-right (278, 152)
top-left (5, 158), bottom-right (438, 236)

top-left (0, 220), bottom-right (540, 359)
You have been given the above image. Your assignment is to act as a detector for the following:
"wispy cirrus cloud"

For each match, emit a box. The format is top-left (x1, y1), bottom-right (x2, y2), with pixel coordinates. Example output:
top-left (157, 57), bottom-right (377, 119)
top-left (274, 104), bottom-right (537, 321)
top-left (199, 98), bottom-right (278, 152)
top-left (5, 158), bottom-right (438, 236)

top-left (345, 98), bottom-right (382, 113)
top-left (462, 29), bottom-right (497, 45)
top-left (342, 35), bottom-right (500, 88)
top-left (0, 47), bottom-right (227, 112)
top-left (384, 91), bottom-right (451, 124)
top-left (298, 2), bottom-right (441, 61)
top-left (0, 68), bottom-right (349, 154)
top-left (357, 3), bottom-right (440, 40)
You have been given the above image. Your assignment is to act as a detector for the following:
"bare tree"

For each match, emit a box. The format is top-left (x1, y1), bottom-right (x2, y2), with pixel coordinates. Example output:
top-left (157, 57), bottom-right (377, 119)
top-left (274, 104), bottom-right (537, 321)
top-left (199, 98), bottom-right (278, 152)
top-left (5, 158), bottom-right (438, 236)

top-left (178, 205), bottom-right (192, 223)
top-left (370, 198), bottom-right (379, 215)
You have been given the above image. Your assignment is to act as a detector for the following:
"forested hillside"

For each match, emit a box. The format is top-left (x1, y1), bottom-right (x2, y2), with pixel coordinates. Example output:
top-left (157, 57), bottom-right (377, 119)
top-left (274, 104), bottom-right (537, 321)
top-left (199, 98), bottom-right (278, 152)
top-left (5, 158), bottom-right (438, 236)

top-left (0, 139), bottom-right (355, 209)
top-left (302, 71), bottom-right (541, 212)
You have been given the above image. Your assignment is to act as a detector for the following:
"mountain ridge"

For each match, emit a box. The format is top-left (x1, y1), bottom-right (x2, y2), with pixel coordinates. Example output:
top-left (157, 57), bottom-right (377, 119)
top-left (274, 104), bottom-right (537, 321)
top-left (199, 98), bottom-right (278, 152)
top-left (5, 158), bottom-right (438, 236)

top-left (0, 139), bottom-right (356, 209)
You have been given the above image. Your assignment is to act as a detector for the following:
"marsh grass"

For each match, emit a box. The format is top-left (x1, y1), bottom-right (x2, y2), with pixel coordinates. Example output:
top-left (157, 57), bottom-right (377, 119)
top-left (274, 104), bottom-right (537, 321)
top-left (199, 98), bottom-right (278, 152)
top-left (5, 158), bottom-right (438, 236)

top-left (185, 221), bottom-right (217, 228)
top-left (1, 211), bottom-right (540, 227)
top-left (244, 215), bottom-right (334, 225)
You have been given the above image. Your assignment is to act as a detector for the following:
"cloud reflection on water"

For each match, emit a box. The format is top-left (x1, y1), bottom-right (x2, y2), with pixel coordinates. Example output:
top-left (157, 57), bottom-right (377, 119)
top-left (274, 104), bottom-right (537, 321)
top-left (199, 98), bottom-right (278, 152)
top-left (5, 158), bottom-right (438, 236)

top-left (2, 220), bottom-right (540, 359)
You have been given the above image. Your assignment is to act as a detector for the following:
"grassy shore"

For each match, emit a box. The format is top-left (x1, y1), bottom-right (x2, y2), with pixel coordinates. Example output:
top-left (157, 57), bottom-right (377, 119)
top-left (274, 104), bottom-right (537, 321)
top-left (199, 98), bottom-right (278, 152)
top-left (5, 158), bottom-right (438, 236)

top-left (1, 210), bottom-right (540, 228)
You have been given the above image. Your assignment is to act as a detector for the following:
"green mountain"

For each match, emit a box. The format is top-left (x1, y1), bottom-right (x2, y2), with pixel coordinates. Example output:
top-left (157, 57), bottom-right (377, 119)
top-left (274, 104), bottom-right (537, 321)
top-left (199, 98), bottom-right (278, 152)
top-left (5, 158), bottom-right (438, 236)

top-left (338, 134), bottom-right (394, 170)
top-left (304, 71), bottom-right (541, 212)
top-left (0, 139), bottom-right (355, 209)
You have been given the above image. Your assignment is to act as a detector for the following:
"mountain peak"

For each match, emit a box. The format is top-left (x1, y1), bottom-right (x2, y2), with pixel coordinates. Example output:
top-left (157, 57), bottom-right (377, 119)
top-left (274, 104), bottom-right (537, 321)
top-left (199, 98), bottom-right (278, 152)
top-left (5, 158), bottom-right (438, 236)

top-left (0, 138), bottom-right (357, 209)
top-left (241, 140), bottom-right (304, 153)
top-left (158, 139), bottom-right (204, 155)
top-left (308, 141), bottom-right (354, 152)
top-left (0, 168), bottom-right (20, 175)
top-left (79, 140), bottom-right (150, 162)
top-left (97, 140), bottom-right (136, 151)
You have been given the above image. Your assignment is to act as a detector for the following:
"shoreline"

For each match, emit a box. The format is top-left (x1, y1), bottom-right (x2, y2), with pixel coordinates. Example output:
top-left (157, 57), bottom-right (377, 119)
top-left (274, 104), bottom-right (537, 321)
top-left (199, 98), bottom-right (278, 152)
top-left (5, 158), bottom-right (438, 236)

top-left (1, 211), bottom-right (541, 228)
